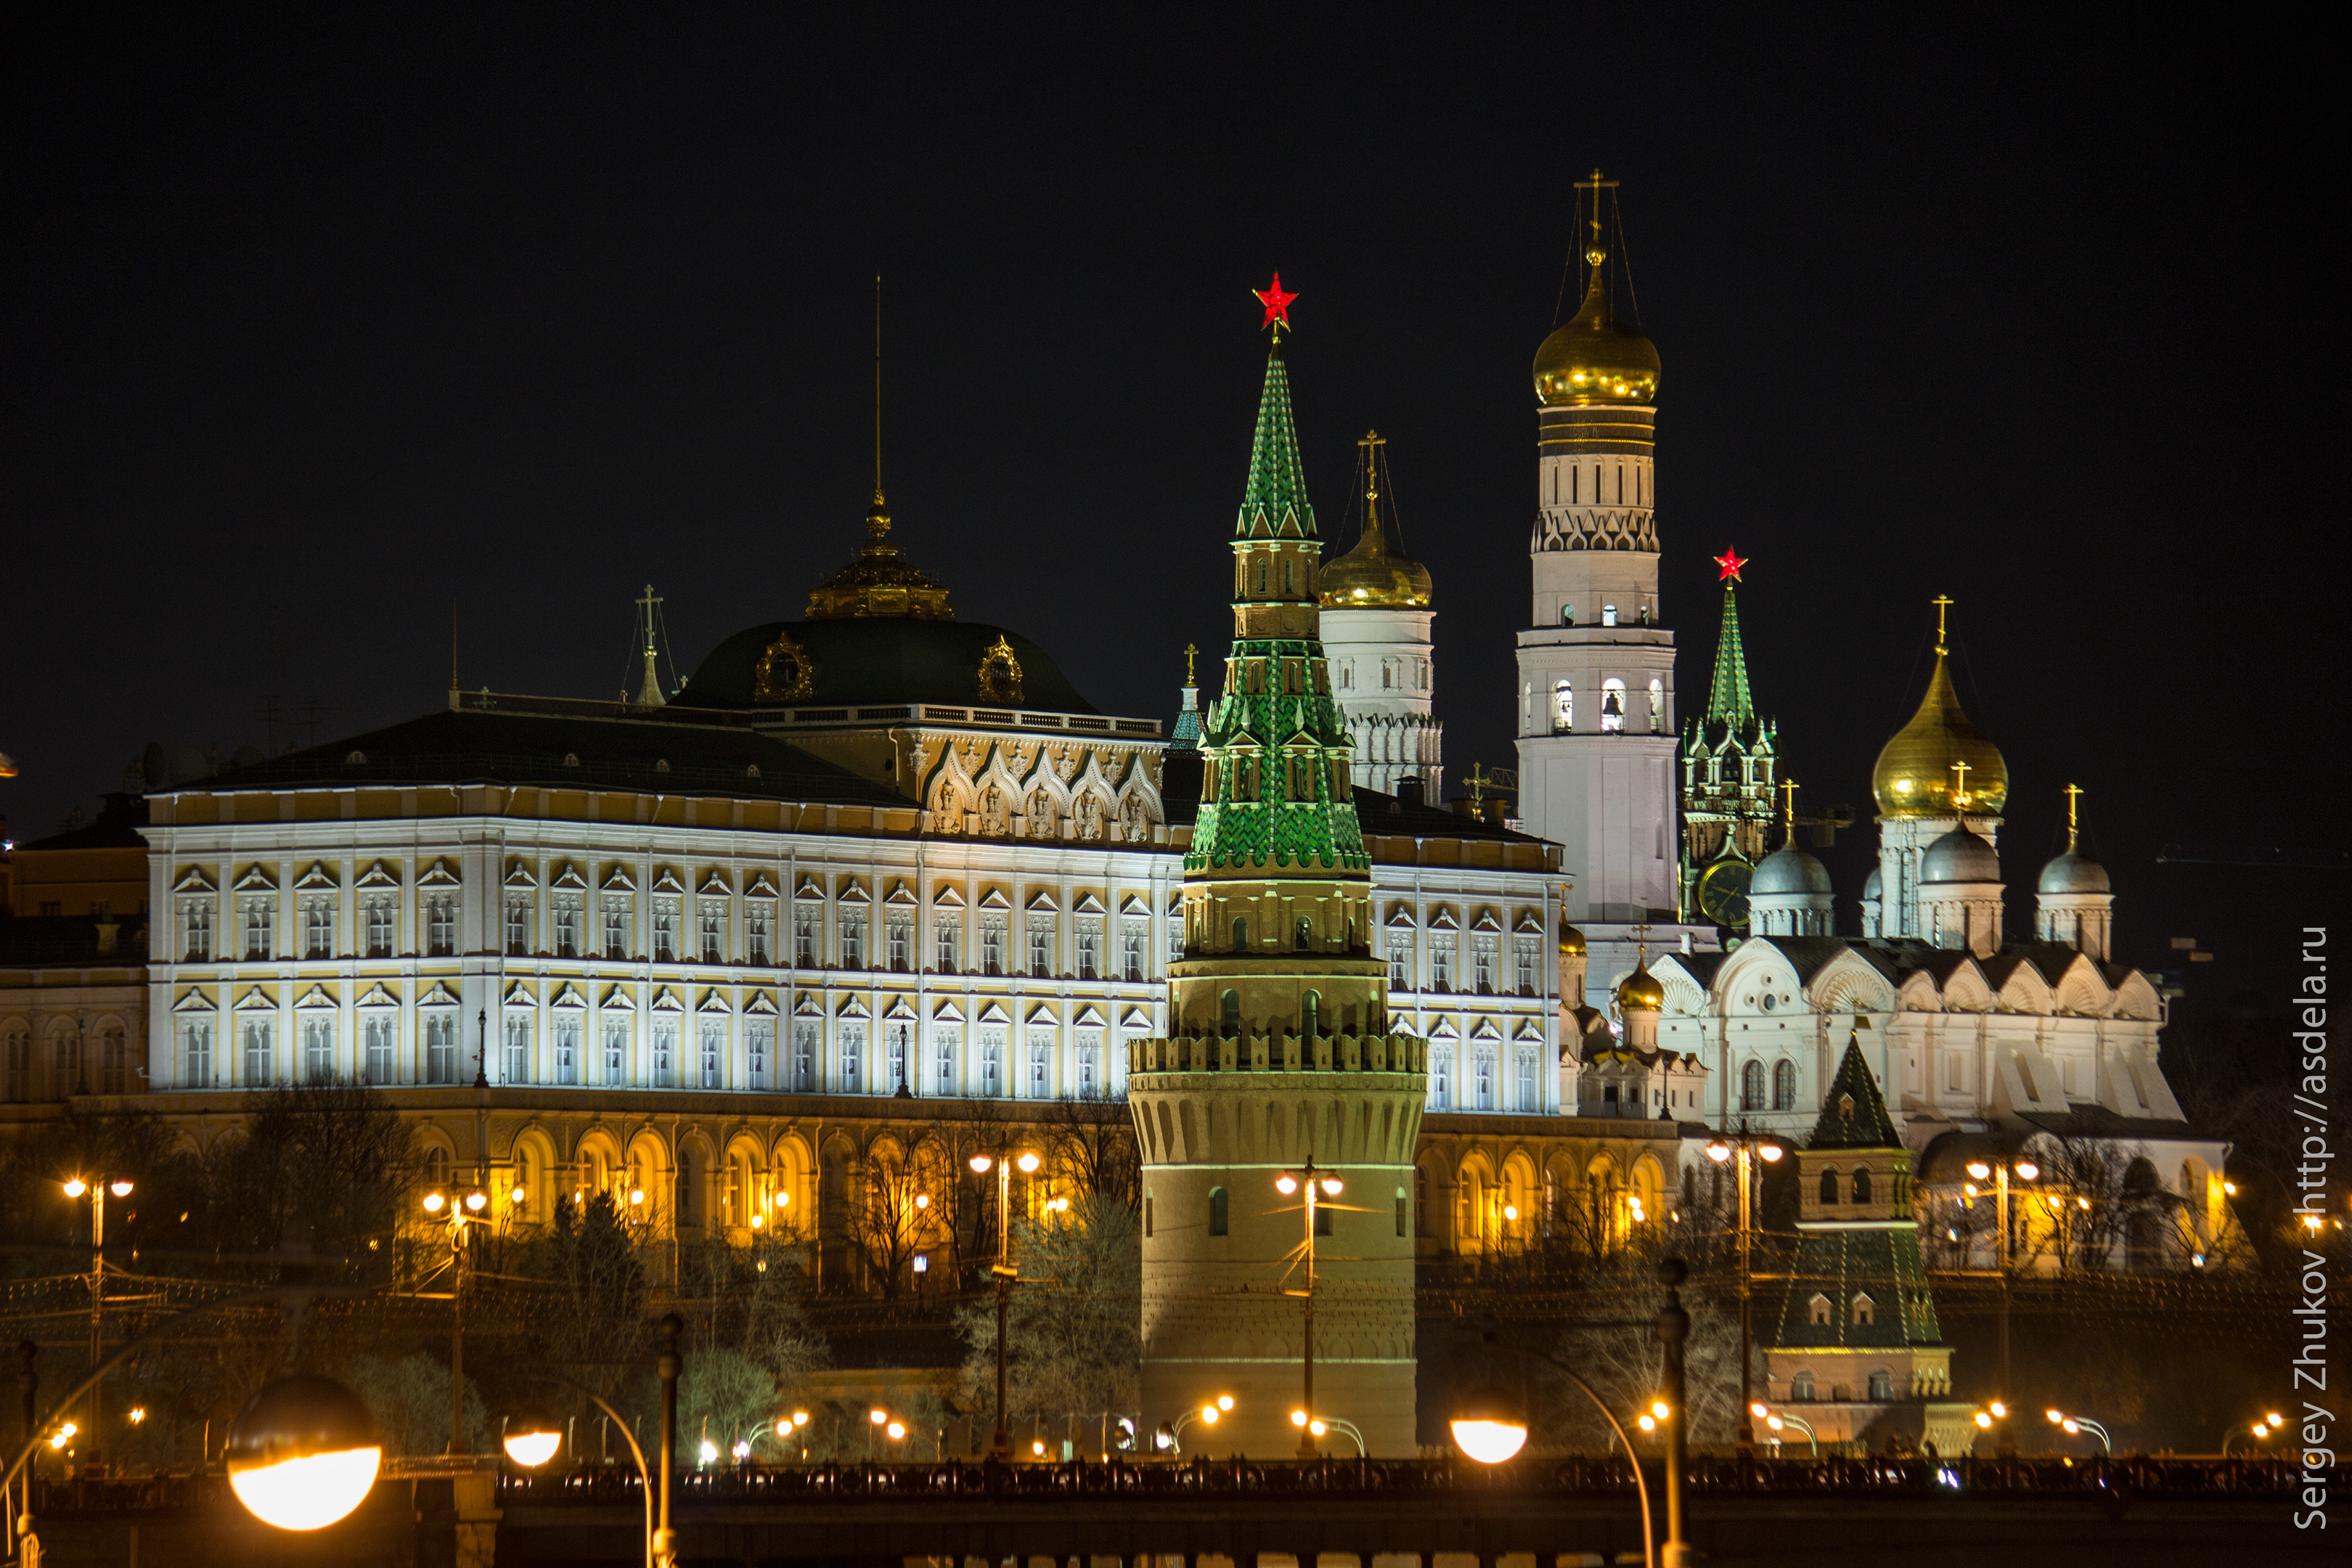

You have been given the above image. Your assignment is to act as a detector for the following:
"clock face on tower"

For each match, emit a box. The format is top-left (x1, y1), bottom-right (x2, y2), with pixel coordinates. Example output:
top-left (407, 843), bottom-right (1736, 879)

top-left (1696, 859), bottom-right (1752, 928)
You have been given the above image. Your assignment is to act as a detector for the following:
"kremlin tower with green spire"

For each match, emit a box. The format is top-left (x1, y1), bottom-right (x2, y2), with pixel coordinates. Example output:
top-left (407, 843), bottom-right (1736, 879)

top-left (1678, 547), bottom-right (1780, 928)
top-left (1127, 279), bottom-right (1426, 1458)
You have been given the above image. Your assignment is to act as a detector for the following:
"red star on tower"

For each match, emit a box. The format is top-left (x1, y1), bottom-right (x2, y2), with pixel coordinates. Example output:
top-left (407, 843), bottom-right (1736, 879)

top-left (1714, 548), bottom-right (1747, 583)
top-left (1253, 273), bottom-right (1297, 333)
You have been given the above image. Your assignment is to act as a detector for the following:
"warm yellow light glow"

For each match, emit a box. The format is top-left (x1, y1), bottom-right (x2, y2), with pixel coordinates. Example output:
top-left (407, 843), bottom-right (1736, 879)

top-left (1965, 1162), bottom-right (1990, 1181)
top-left (1016, 1152), bottom-right (1040, 1174)
top-left (1767, 1416), bottom-right (1785, 1432)
top-left (969, 1154), bottom-right (992, 1174)
top-left (1291, 1410), bottom-right (1308, 1427)
top-left (1200, 1405), bottom-right (1219, 1424)
top-left (1706, 1142), bottom-right (1731, 1163)
top-left (1450, 1418), bottom-right (1528, 1464)
top-left (1217, 1395), bottom-right (1233, 1410)
top-left (793, 1410), bottom-right (810, 1426)
top-left (777, 1418), bottom-right (793, 1437)
top-left (2078, 1198), bottom-right (2091, 1210)
top-left (1276, 1175), bottom-right (1299, 1195)
top-left (1503, 1205), bottom-right (1519, 1222)
top-left (2046, 1409), bottom-right (2065, 1424)
top-left (1758, 1144), bottom-right (1784, 1162)
top-left (1751, 1402), bottom-right (1769, 1419)
top-left (465, 1190), bottom-right (487, 1212)
top-left (915, 1193), bottom-right (930, 1209)
top-left (510, 1188), bottom-right (526, 1205)
top-left (775, 1191), bottom-right (790, 1207)
top-left (62, 1177), bottom-right (88, 1198)
top-left (1320, 1177), bottom-right (1342, 1196)
top-left (128, 1407), bottom-right (147, 1424)
top-left (2266, 1411), bottom-right (2284, 1426)
top-left (1975, 1412), bottom-right (1993, 1429)
top-left (229, 1447), bottom-right (383, 1531)
top-left (869, 1408), bottom-right (888, 1425)
top-left (698, 1440), bottom-right (718, 1463)
top-left (2223, 1182), bottom-right (2238, 1196)
top-left (1309, 1420), bottom-right (1327, 1437)
top-left (750, 1214), bottom-right (764, 1229)
top-left (1989, 1401), bottom-right (2006, 1418)
top-left (110, 1180), bottom-right (134, 1197)
top-left (1651, 1400), bottom-right (1670, 1421)
top-left (630, 1189), bottom-right (645, 1205)
top-left (1032, 1440), bottom-right (1045, 1456)
top-left (1637, 1414), bottom-right (1657, 1432)
top-left (2062, 1419), bottom-right (2080, 1434)
top-left (504, 1429), bottom-right (561, 1468)
top-left (2013, 1161), bottom-right (2038, 1182)
top-left (423, 1191), bottom-right (445, 1212)
top-left (886, 1421), bottom-right (905, 1441)
top-left (48, 1432), bottom-right (68, 1450)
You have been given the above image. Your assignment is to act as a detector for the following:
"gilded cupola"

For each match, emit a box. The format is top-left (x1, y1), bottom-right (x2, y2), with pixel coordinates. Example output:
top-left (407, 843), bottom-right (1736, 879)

top-left (1319, 428), bottom-right (1433, 609)
top-left (1872, 600), bottom-right (2007, 818)
top-left (806, 492), bottom-right (955, 621)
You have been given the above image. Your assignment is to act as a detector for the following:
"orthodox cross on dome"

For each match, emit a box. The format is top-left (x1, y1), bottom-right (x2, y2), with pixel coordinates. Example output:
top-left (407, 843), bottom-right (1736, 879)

top-left (1629, 918), bottom-right (1652, 965)
top-left (2064, 782), bottom-right (2083, 853)
top-left (1573, 168), bottom-right (1618, 266)
top-left (1183, 642), bottom-right (1199, 686)
top-left (1779, 777), bottom-right (1799, 836)
top-left (1715, 548), bottom-right (1747, 583)
top-left (1932, 594), bottom-right (1953, 655)
top-left (1950, 759), bottom-right (1972, 811)
top-left (1254, 273), bottom-right (1298, 337)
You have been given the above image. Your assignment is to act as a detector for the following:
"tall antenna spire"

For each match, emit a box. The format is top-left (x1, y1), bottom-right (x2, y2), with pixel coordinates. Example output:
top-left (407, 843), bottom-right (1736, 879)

top-left (449, 601), bottom-right (459, 694)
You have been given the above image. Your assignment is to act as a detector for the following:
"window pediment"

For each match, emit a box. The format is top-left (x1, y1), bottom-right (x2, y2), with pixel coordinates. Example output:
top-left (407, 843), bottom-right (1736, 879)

top-left (552, 863), bottom-right (588, 890)
top-left (233, 865), bottom-right (277, 892)
top-left (504, 861), bottom-right (537, 888)
top-left (294, 862), bottom-right (339, 890)
top-left (173, 987), bottom-right (217, 1012)
top-left (174, 865), bottom-right (217, 893)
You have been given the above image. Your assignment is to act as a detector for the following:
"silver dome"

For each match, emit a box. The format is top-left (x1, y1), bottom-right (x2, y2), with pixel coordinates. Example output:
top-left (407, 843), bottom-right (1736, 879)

top-left (1922, 825), bottom-right (2001, 883)
top-left (1752, 844), bottom-right (1834, 897)
top-left (2037, 850), bottom-right (2110, 895)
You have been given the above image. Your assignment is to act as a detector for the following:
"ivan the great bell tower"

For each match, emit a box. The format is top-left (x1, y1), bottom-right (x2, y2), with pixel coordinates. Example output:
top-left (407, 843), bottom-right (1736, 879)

top-left (1514, 173), bottom-right (1679, 932)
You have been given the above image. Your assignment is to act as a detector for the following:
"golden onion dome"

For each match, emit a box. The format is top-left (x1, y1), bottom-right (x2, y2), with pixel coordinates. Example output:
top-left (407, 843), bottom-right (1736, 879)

top-left (1557, 920), bottom-right (1588, 956)
top-left (1319, 518), bottom-right (1432, 609)
top-left (1872, 651), bottom-right (2008, 818)
top-left (807, 493), bottom-right (954, 621)
top-left (1534, 261), bottom-right (1660, 407)
top-left (1616, 963), bottom-right (1665, 1013)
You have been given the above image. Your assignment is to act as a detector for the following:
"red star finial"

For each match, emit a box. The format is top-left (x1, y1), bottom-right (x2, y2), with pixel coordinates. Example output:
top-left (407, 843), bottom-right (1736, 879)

top-left (1254, 273), bottom-right (1297, 334)
top-left (1715, 548), bottom-right (1747, 583)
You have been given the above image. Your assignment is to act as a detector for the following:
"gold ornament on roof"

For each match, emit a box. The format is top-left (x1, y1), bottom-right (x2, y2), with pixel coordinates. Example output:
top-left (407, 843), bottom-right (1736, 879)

top-left (753, 628), bottom-right (816, 703)
top-left (1871, 596), bottom-right (2008, 818)
top-left (1320, 430), bottom-right (1433, 608)
top-left (1614, 922), bottom-right (1665, 1013)
top-left (805, 492), bottom-right (955, 621)
top-left (976, 634), bottom-right (1024, 705)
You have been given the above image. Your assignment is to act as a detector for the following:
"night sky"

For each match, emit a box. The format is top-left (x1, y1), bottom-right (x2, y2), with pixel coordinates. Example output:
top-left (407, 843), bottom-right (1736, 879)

top-left (4, 11), bottom-right (2339, 1002)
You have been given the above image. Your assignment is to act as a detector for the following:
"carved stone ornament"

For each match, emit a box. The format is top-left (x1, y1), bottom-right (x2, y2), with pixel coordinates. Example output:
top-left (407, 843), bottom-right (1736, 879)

top-left (976, 634), bottom-right (1024, 705)
top-left (754, 629), bottom-right (817, 703)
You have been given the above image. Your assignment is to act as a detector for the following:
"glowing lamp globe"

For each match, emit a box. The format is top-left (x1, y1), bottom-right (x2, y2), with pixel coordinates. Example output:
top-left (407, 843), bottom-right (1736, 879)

top-left (1759, 1144), bottom-right (1784, 1163)
top-left (1016, 1152), bottom-right (1040, 1174)
top-left (1450, 1385), bottom-right (1529, 1465)
top-left (502, 1408), bottom-right (563, 1469)
top-left (224, 1375), bottom-right (382, 1532)
top-left (62, 1177), bottom-right (88, 1199)
top-left (2013, 1161), bottom-right (2039, 1182)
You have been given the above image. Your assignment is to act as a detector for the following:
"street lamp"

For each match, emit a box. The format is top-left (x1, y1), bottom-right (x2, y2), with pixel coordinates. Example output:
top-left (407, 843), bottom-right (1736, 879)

top-left (968, 1148), bottom-right (1041, 1460)
top-left (2044, 1407), bottom-right (2111, 1453)
top-left (1275, 1159), bottom-right (1343, 1458)
top-left (1963, 1155), bottom-right (2038, 1433)
top-left (1704, 1132), bottom-right (1784, 1454)
top-left (1450, 1346), bottom-right (1657, 1568)
top-left (1752, 1402), bottom-right (1818, 1457)
top-left (2224, 1413), bottom-right (2287, 1456)
top-left (422, 1183), bottom-right (494, 1455)
top-left (223, 1374), bottom-right (383, 1532)
top-left (1157, 1394), bottom-right (1233, 1454)
top-left (60, 1173), bottom-right (134, 1469)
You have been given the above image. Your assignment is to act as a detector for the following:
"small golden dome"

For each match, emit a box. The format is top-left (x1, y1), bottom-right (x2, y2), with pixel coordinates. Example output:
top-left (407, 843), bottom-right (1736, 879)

top-left (1616, 963), bottom-right (1665, 1013)
top-left (1558, 920), bottom-right (1588, 956)
top-left (1319, 519), bottom-right (1432, 608)
top-left (807, 493), bottom-right (954, 621)
top-left (1872, 652), bottom-right (2008, 818)
top-left (1534, 263), bottom-right (1660, 407)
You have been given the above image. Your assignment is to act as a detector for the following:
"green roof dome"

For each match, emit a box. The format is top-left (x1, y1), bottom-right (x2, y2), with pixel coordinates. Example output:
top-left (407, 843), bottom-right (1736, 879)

top-left (670, 618), bottom-right (1098, 714)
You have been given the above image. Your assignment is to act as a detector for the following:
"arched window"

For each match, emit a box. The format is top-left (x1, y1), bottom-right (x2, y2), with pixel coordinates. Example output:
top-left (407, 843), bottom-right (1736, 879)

top-left (1301, 991), bottom-right (1321, 1039)
top-left (1294, 916), bottom-right (1313, 952)
top-left (1209, 1186), bottom-right (1228, 1237)
top-left (1414, 1166), bottom-right (1429, 1236)
top-left (1649, 677), bottom-right (1665, 734)
top-left (1852, 1167), bottom-right (1874, 1204)
top-left (1792, 1371), bottom-right (1816, 1400)
top-left (1601, 678), bottom-right (1626, 732)
top-left (1220, 989), bottom-right (1241, 1037)
top-left (1561, 603), bottom-right (1576, 626)
top-left (1553, 681), bottom-right (1573, 733)
top-left (1772, 1059), bottom-right (1797, 1110)
top-left (1283, 557), bottom-right (1294, 595)
top-left (1741, 1059), bottom-right (1765, 1110)
top-left (1820, 1167), bottom-right (1840, 1204)
top-left (1256, 558), bottom-right (1268, 595)
top-left (1868, 1370), bottom-right (1894, 1402)
top-left (1232, 916), bottom-right (1249, 950)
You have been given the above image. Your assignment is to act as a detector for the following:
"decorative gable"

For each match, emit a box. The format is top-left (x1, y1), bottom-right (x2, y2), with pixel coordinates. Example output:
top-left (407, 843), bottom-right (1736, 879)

top-left (552, 863), bottom-right (588, 890)
top-left (651, 867), bottom-right (685, 894)
top-left (173, 866), bottom-right (217, 894)
top-left (233, 865), bottom-right (277, 891)
top-left (931, 884), bottom-right (965, 908)
top-left (294, 862), bottom-right (339, 890)
top-left (418, 981), bottom-right (461, 1008)
top-left (698, 870), bottom-right (731, 896)
top-left (356, 861), bottom-right (400, 889)
top-left (601, 865), bottom-right (636, 891)
top-left (884, 880), bottom-right (918, 905)
top-left (356, 982), bottom-right (399, 1008)
top-left (419, 858), bottom-right (462, 888)
top-left (1073, 891), bottom-right (1106, 915)
top-left (504, 861), bottom-right (537, 888)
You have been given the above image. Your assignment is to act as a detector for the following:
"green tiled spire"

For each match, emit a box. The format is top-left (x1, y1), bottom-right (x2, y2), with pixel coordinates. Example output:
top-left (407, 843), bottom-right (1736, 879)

top-left (1236, 342), bottom-right (1318, 541)
top-left (1190, 345), bottom-right (1365, 876)
top-left (1810, 1030), bottom-right (1903, 1149)
top-left (1705, 581), bottom-right (1755, 730)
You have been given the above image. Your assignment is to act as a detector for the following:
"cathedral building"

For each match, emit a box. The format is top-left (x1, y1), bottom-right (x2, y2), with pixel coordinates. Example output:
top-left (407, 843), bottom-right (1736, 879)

top-left (1653, 605), bottom-right (2232, 1272)
top-left (1318, 431), bottom-right (1442, 799)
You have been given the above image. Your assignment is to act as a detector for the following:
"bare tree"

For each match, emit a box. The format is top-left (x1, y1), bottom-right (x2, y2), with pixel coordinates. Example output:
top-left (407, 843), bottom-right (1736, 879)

top-left (1042, 1094), bottom-right (1141, 1214)
top-left (955, 1193), bottom-right (1140, 1455)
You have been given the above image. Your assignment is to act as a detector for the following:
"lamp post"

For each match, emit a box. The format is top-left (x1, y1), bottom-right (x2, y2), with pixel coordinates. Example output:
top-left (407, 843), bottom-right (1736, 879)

top-left (968, 1148), bottom-right (1040, 1461)
top-left (1656, 1256), bottom-right (1691, 1568)
top-left (2043, 1407), bottom-right (2110, 1453)
top-left (2223, 1413), bottom-right (2286, 1456)
top-left (1450, 1334), bottom-right (1657, 1568)
top-left (1752, 1402), bottom-right (1817, 1456)
top-left (421, 1182), bottom-right (492, 1453)
top-left (1964, 1154), bottom-right (2038, 1442)
top-left (1703, 1132), bottom-right (1784, 1455)
top-left (1156, 1395), bottom-right (1234, 1455)
top-left (59, 1175), bottom-right (133, 1470)
top-left (1276, 1158), bottom-right (1343, 1458)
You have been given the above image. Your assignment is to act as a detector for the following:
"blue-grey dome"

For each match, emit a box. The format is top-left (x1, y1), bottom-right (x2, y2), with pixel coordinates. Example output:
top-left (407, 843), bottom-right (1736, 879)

top-left (1922, 825), bottom-right (2001, 884)
top-left (1752, 844), bottom-right (1833, 897)
top-left (2037, 851), bottom-right (2110, 895)
top-left (1862, 864), bottom-right (1883, 900)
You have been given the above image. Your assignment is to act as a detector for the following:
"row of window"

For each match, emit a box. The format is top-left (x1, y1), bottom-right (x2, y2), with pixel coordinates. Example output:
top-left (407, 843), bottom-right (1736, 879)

top-left (1387, 933), bottom-right (1544, 996)
top-left (1545, 677), bottom-right (1667, 735)
top-left (1331, 656), bottom-right (1431, 694)
top-left (172, 1015), bottom-right (1118, 1100)
top-left (1547, 460), bottom-right (1650, 509)
top-left (0, 1025), bottom-right (136, 1101)
top-left (179, 892), bottom-right (456, 963)
top-left (1423, 1042), bottom-right (1547, 1114)
top-left (1737, 1058), bottom-right (1802, 1111)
